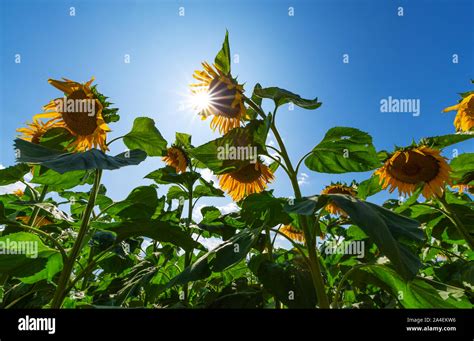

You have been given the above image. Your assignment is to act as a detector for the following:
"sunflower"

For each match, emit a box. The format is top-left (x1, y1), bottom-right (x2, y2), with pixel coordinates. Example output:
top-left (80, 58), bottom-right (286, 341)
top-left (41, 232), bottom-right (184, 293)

top-left (12, 189), bottom-right (24, 197)
top-left (443, 94), bottom-right (474, 132)
top-left (321, 184), bottom-right (357, 216)
top-left (34, 77), bottom-right (110, 152)
top-left (191, 62), bottom-right (246, 134)
top-left (280, 225), bottom-right (305, 243)
top-left (218, 161), bottom-right (274, 202)
top-left (375, 146), bottom-right (450, 199)
top-left (17, 119), bottom-right (60, 144)
top-left (451, 184), bottom-right (474, 194)
top-left (162, 147), bottom-right (188, 173)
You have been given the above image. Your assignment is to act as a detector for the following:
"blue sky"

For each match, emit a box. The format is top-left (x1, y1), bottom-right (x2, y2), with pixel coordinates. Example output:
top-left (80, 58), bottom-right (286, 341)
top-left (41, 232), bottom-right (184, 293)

top-left (0, 0), bottom-right (472, 213)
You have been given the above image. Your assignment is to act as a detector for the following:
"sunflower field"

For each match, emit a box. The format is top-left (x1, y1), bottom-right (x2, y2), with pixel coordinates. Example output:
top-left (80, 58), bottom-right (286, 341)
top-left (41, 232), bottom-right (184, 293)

top-left (0, 32), bottom-right (473, 310)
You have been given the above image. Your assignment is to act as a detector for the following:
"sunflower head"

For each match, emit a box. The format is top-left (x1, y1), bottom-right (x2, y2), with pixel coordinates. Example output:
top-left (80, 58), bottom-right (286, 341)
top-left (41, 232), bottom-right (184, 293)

top-left (218, 161), bottom-right (274, 202)
top-left (443, 93), bottom-right (474, 132)
top-left (321, 183), bottom-right (357, 216)
top-left (375, 145), bottom-right (450, 199)
top-left (34, 77), bottom-right (111, 152)
top-left (191, 62), bottom-right (246, 134)
top-left (12, 189), bottom-right (24, 197)
top-left (162, 147), bottom-right (188, 173)
top-left (280, 225), bottom-right (305, 243)
top-left (17, 119), bottom-right (60, 144)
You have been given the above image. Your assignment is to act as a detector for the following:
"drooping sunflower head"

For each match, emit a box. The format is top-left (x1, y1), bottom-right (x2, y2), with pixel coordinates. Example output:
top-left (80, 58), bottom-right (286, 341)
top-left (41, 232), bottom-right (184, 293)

top-left (35, 77), bottom-right (111, 152)
top-left (191, 62), bottom-right (246, 134)
top-left (280, 225), bottom-right (305, 243)
top-left (162, 146), bottom-right (188, 173)
top-left (218, 161), bottom-right (274, 202)
top-left (443, 93), bottom-right (474, 132)
top-left (321, 183), bottom-right (357, 216)
top-left (17, 119), bottom-right (60, 144)
top-left (375, 146), bottom-right (450, 199)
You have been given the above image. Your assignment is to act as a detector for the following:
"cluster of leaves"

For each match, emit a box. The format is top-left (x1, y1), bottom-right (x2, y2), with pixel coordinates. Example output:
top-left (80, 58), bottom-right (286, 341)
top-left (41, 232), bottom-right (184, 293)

top-left (0, 34), bottom-right (472, 309)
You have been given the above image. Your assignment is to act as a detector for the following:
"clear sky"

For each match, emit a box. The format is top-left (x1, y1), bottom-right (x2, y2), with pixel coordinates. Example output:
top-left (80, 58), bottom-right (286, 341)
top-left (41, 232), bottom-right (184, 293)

top-left (1, 0), bottom-right (473, 214)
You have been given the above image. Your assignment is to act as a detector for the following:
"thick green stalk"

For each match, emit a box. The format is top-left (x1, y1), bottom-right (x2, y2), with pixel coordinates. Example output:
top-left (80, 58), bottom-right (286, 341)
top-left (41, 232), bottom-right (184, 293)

top-left (51, 169), bottom-right (102, 308)
top-left (270, 121), bottom-right (330, 308)
top-left (183, 186), bottom-right (193, 303)
top-left (28, 185), bottom-right (49, 226)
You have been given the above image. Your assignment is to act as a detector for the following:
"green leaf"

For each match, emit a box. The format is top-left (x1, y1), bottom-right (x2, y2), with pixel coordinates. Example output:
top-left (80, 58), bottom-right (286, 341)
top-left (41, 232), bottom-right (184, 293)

top-left (305, 127), bottom-right (380, 174)
top-left (358, 265), bottom-right (471, 308)
top-left (327, 194), bottom-right (425, 280)
top-left (145, 166), bottom-right (200, 187)
top-left (450, 153), bottom-right (474, 186)
top-left (107, 186), bottom-right (159, 220)
top-left (214, 30), bottom-right (231, 75)
top-left (175, 132), bottom-right (192, 149)
top-left (161, 228), bottom-right (261, 289)
top-left (241, 191), bottom-right (291, 227)
top-left (0, 164), bottom-right (30, 186)
top-left (254, 86), bottom-right (321, 110)
top-left (166, 186), bottom-right (187, 200)
top-left (0, 232), bottom-right (62, 283)
top-left (123, 117), bottom-right (167, 156)
top-left (190, 119), bottom-right (270, 174)
top-left (94, 220), bottom-right (202, 252)
top-left (31, 167), bottom-right (92, 190)
top-left (421, 133), bottom-right (474, 149)
top-left (357, 175), bottom-right (382, 200)
top-left (249, 255), bottom-right (317, 308)
top-left (14, 139), bottom-right (146, 174)
top-left (193, 178), bottom-right (224, 198)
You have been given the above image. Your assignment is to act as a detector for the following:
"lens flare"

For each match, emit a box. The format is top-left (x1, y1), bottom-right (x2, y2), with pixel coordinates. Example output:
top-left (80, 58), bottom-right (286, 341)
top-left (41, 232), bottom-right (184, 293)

top-left (190, 89), bottom-right (212, 112)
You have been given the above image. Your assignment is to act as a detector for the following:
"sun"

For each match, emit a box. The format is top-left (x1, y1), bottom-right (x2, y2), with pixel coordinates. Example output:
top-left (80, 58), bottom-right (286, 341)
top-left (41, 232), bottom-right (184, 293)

top-left (190, 88), bottom-right (212, 112)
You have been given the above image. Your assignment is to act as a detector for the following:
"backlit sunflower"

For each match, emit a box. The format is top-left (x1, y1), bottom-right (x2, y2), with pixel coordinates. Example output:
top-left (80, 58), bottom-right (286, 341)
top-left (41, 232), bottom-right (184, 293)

top-left (443, 94), bottom-right (474, 132)
top-left (191, 62), bottom-right (246, 134)
top-left (375, 146), bottom-right (450, 199)
top-left (218, 161), bottom-right (274, 201)
top-left (17, 119), bottom-right (60, 144)
top-left (321, 183), bottom-right (357, 216)
top-left (34, 77), bottom-right (110, 152)
top-left (162, 147), bottom-right (188, 173)
top-left (280, 225), bottom-right (305, 243)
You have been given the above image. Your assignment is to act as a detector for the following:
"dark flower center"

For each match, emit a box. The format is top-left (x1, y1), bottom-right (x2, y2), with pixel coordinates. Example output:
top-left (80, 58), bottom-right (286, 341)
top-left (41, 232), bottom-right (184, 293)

top-left (388, 151), bottom-right (440, 184)
top-left (208, 78), bottom-right (240, 118)
top-left (59, 90), bottom-right (98, 136)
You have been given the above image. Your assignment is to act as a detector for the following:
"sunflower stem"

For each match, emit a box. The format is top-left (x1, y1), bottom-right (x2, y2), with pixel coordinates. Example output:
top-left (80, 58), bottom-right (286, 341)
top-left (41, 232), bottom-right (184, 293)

top-left (27, 185), bottom-right (49, 227)
top-left (437, 195), bottom-right (474, 250)
top-left (51, 169), bottom-right (102, 308)
top-left (269, 118), bottom-right (330, 309)
top-left (182, 185), bottom-right (193, 304)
